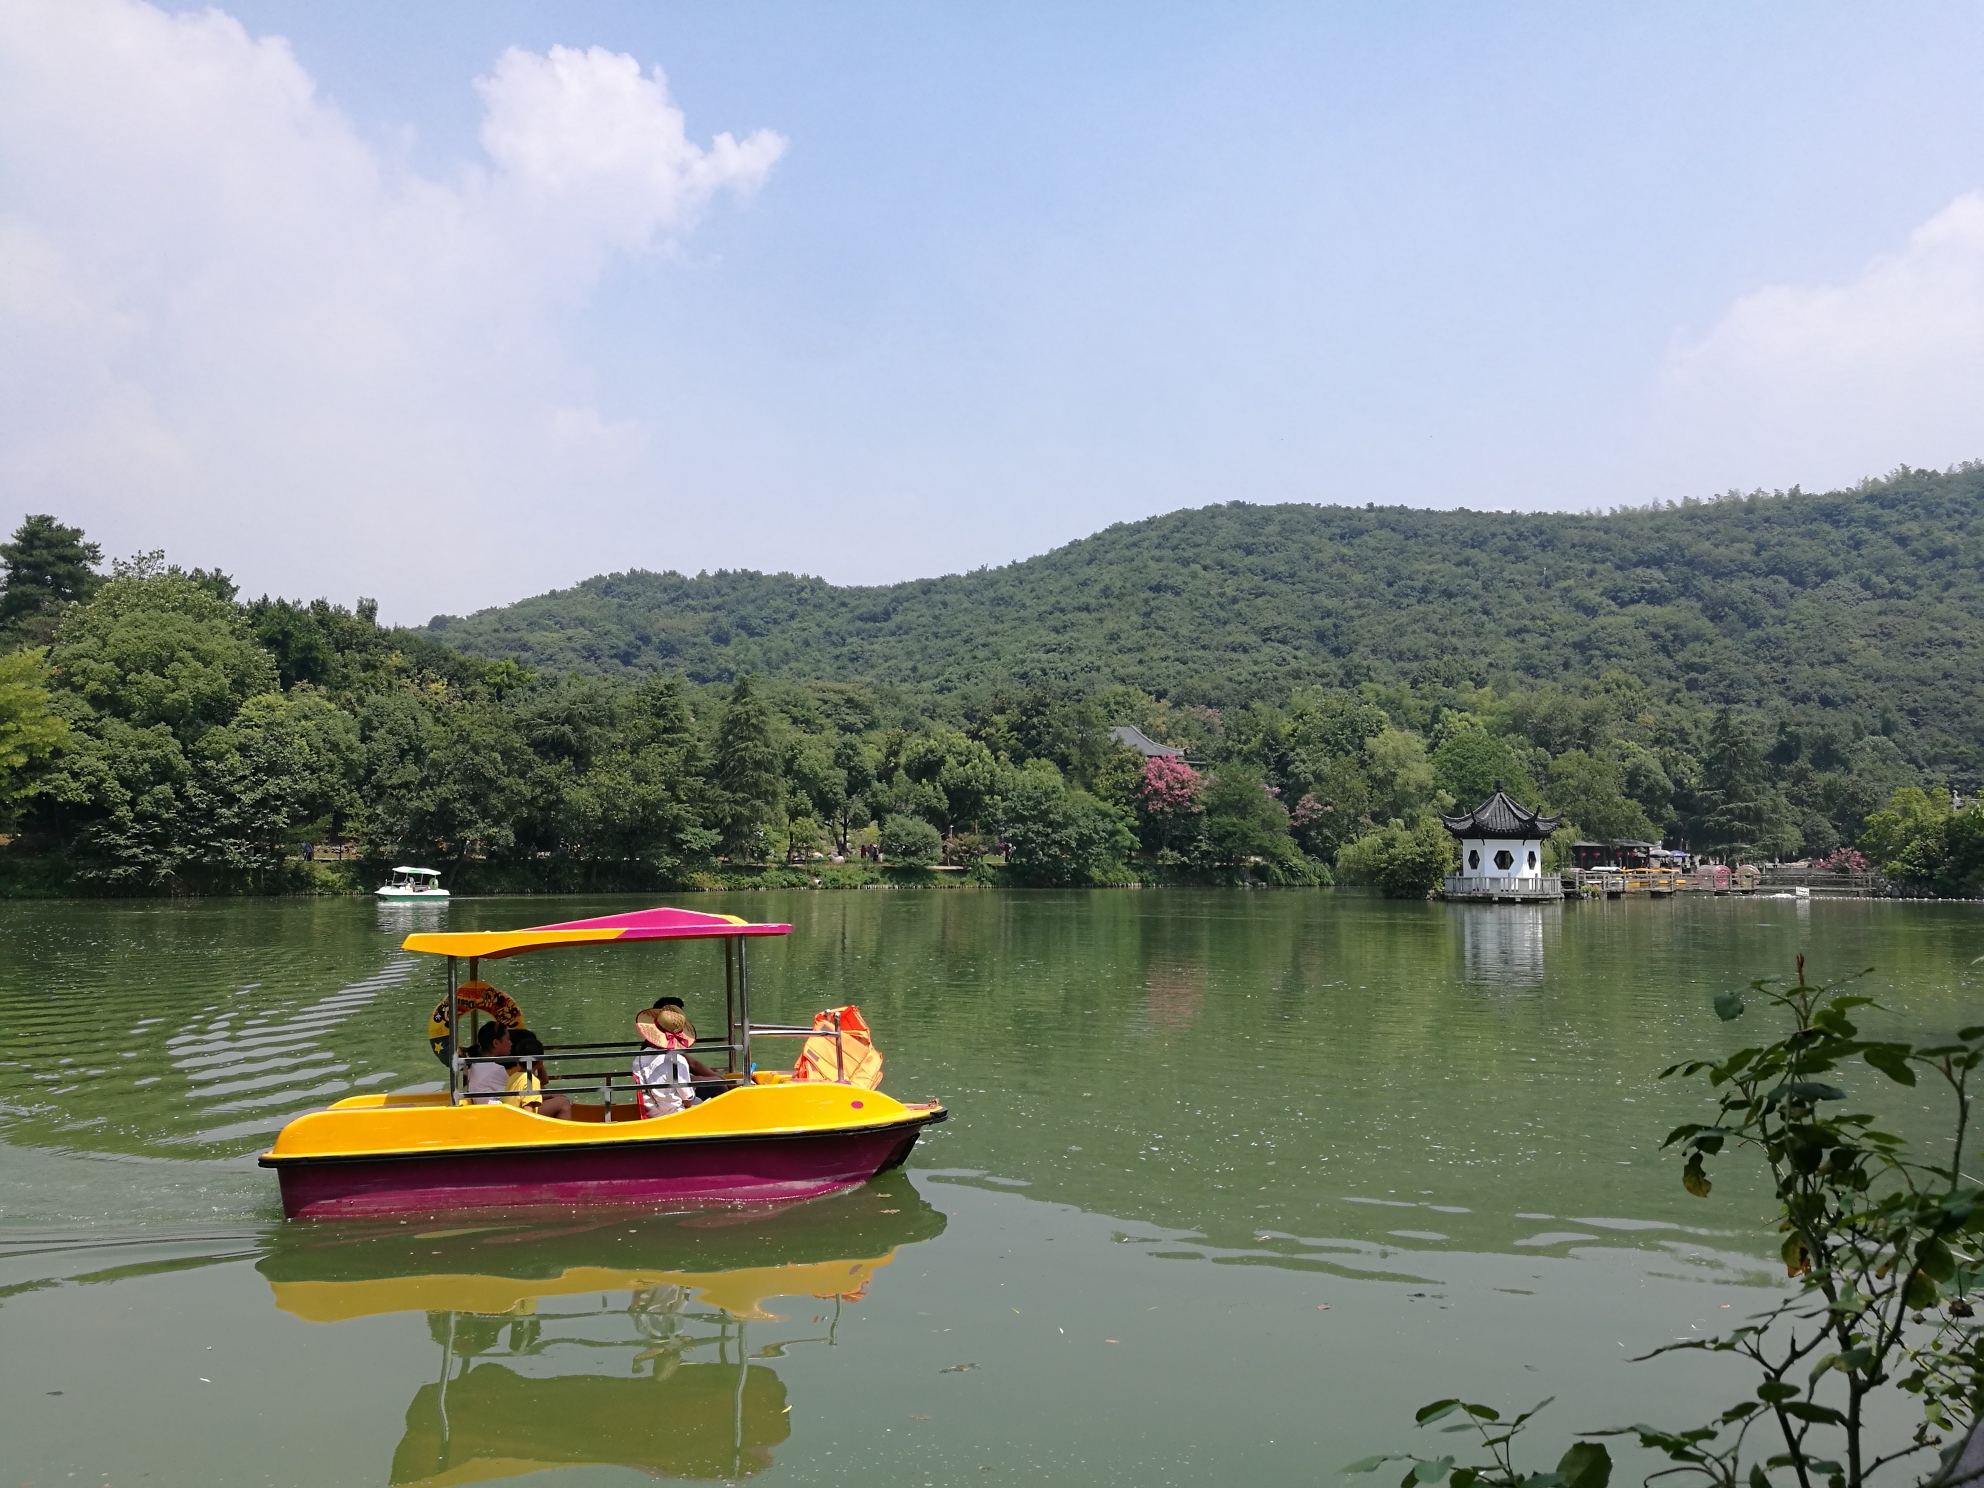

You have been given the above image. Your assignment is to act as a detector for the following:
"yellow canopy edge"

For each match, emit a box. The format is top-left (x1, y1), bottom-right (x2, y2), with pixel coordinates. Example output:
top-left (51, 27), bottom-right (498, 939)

top-left (400, 927), bottom-right (627, 960)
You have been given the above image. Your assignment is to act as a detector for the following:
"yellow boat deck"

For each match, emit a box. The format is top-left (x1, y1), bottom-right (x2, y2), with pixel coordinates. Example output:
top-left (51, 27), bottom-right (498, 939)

top-left (262, 1082), bottom-right (938, 1165)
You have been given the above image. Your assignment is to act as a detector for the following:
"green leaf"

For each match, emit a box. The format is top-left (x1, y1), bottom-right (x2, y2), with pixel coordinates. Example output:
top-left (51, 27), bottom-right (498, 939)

top-left (1415, 1400), bottom-right (1462, 1425)
top-left (1749, 1463), bottom-right (1772, 1488)
top-left (1917, 1237), bottom-right (1956, 1283)
top-left (1412, 1456), bottom-right (1455, 1482)
top-left (1714, 991), bottom-right (1746, 1022)
top-left (1756, 1382), bottom-right (1798, 1404)
top-left (1781, 1402), bottom-right (1847, 1426)
top-left (1461, 1404), bottom-right (1501, 1422)
top-left (1510, 1398), bottom-right (1557, 1426)
top-left (1861, 1044), bottom-right (1916, 1086)
top-left (1343, 1456), bottom-right (1401, 1474)
top-left (1555, 1441), bottom-right (1612, 1488)
top-left (1451, 1469), bottom-right (1479, 1488)
top-left (1784, 1081), bottom-right (1847, 1103)
top-left (1903, 1270), bottom-right (1941, 1310)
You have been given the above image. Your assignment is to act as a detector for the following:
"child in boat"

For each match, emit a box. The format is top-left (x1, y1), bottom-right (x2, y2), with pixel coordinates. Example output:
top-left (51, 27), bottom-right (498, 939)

top-left (633, 1006), bottom-right (700, 1119)
top-left (506, 1028), bottom-right (573, 1119)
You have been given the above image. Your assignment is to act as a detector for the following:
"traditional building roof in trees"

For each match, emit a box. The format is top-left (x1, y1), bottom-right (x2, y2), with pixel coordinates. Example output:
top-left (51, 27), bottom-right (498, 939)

top-left (1109, 724), bottom-right (1183, 759)
top-left (1439, 784), bottom-right (1561, 839)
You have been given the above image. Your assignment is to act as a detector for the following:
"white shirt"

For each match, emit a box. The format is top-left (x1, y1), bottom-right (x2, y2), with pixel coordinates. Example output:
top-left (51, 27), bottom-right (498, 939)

top-left (464, 1060), bottom-right (508, 1104)
top-left (632, 1048), bottom-right (697, 1118)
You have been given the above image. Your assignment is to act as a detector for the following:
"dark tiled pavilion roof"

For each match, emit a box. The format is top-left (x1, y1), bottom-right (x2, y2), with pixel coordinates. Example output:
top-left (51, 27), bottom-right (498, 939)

top-left (1439, 785), bottom-right (1561, 838)
top-left (1109, 724), bottom-right (1183, 759)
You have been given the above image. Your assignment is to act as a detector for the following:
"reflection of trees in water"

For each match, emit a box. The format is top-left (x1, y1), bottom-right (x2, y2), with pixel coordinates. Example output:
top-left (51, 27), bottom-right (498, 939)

top-left (1142, 965), bottom-right (1205, 1032)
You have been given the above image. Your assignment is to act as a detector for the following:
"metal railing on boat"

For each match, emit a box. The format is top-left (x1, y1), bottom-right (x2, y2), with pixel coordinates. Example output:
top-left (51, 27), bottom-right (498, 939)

top-left (448, 1018), bottom-right (850, 1121)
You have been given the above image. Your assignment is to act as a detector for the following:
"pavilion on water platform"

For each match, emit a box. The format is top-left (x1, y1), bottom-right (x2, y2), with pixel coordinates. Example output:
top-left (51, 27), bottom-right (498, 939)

top-left (1440, 782), bottom-right (1563, 902)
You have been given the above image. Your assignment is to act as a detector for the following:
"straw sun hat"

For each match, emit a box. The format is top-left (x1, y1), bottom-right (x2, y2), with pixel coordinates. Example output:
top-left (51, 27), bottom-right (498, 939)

top-left (635, 1005), bottom-right (695, 1050)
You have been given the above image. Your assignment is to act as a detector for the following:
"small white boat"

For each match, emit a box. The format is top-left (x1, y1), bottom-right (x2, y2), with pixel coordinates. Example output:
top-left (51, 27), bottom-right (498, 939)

top-left (375, 866), bottom-right (450, 902)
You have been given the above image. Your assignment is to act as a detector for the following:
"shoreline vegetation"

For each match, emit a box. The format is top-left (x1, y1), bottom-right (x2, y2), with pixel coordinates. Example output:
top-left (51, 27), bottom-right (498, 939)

top-left (2, 469), bottom-right (1982, 902)
top-left (0, 850), bottom-right (1316, 900)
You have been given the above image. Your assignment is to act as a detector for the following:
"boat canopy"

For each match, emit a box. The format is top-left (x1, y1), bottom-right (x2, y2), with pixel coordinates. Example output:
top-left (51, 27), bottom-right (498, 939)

top-left (402, 906), bottom-right (792, 962)
top-left (391, 866), bottom-right (442, 877)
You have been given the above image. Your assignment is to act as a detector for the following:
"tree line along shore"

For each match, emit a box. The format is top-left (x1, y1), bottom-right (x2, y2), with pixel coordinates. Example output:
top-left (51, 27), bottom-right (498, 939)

top-left (0, 493), bottom-right (1980, 899)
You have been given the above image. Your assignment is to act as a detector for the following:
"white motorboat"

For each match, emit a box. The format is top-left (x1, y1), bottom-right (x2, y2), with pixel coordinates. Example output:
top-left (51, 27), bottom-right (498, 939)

top-left (375, 866), bottom-right (450, 902)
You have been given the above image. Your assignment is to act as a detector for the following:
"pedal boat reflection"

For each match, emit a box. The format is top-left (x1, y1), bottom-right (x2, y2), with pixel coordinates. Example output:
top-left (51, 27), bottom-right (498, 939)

top-left (257, 1188), bottom-right (946, 1485)
top-left (258, 907), bottom-right (948, 1219)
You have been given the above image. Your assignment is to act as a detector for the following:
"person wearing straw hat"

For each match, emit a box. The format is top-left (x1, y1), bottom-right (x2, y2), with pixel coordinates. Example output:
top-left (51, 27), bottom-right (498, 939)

top-left (632, 1006), bottom-right (701, 1119)
top-left (649, 995), bottom-right (728, 1100)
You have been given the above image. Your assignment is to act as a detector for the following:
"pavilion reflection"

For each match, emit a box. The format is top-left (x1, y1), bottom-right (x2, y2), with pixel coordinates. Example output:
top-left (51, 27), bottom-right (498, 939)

top-left (1458, 904), bottom-right (1553, 988)
top-left (258, 1183), bottom-right (946, 1484)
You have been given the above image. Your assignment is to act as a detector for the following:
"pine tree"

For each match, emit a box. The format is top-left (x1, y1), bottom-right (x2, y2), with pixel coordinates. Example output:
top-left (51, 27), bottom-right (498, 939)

top-left (1695, 707), bottom-right (1768, 860)
top-left (712, 675), bottom-right (784, 860)
top-left (1, 514), bottom-right (103, 644)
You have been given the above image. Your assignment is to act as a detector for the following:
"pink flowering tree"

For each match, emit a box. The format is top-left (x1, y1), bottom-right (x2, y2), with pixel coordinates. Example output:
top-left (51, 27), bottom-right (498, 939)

top-left (1136, 756), bottom-right (1205, 856)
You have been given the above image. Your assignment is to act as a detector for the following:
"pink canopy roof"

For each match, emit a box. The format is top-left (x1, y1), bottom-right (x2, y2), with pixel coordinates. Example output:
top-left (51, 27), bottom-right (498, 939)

top-left (403, 906), bottom-right (792, 961)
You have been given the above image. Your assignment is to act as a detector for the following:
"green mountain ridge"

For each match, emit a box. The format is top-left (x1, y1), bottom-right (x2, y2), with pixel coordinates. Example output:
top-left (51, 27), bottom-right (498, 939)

top-left (431, 467), bottom-right (1984, 777)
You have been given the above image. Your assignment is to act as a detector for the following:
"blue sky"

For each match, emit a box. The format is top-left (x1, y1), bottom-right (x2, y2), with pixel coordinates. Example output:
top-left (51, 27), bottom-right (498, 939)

top-left (6, 2), bottom-right (1984, 619)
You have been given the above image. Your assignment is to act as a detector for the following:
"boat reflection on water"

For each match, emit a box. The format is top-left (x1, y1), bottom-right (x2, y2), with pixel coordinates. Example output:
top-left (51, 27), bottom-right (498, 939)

top-left (1459, 904), bottom-right (1553, 988)
top-left (257, 1183), bottom-right (946, 1484)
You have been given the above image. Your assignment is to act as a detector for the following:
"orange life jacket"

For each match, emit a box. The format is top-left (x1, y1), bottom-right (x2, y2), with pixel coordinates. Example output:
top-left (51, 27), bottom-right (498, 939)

top-left (790, 1006), bottom-right (883, 1090)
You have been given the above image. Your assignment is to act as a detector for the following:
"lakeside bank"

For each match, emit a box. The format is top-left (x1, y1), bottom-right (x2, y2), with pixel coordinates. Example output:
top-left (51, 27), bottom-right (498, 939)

top-left (0, 850), bottom-right (1319, 899)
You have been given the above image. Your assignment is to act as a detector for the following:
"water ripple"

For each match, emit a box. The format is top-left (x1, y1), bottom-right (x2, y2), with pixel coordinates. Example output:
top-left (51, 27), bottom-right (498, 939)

top-left (0, 910), bottom-right (419, 1159)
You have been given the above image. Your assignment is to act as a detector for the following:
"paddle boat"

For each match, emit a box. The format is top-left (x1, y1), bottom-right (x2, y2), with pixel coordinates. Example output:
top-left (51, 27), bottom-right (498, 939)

top-left (376, 866), bottom-right (450, 902)
top-left (259, 906), bottom-right (948, 1218)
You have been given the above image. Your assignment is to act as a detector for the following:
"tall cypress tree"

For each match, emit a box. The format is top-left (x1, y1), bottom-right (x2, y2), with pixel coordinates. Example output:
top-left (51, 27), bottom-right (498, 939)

top-left (1, 514), bottom-right (103, 643)
top-left (1694, 707), bottom-right (1769, 860)
top-left (713, 675), bottom-right (784, 860)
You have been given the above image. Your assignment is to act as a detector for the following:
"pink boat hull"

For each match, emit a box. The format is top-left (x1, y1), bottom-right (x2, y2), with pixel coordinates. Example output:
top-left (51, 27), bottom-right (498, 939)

top-left (269, 1118), bottom-right (934, 1220)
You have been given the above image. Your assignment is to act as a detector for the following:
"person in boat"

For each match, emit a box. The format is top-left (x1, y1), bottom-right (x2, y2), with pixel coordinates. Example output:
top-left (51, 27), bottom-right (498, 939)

top-left (649, 996), bottom-right (731, 1100)
top-left (506, 1028), bottom-right (573, 1119)
top-left (632, 1006), bottom-right (701, 1119)
top-left (464, 1022), bottom-right (514, 1104)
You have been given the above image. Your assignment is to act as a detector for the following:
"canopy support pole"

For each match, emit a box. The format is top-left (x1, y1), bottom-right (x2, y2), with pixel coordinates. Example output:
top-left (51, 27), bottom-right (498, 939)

top-left (738, 936), bottom-right (751, 1083)
top-left (446, 956), bottom-right (460, 1106)
top-left (724, 939), bottom-right (737, 1085)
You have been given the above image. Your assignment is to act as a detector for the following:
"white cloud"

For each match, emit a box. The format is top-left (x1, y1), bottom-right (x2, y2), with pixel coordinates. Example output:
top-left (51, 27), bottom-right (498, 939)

top-left (1653, 192), bottom-right (1984, 493)
top-left (0, 0), bottom-right (783, 618)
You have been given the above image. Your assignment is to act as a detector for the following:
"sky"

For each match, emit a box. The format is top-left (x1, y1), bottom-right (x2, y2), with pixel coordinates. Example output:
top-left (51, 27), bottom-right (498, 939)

top-left (6, 2), bottom-right (1984, 622)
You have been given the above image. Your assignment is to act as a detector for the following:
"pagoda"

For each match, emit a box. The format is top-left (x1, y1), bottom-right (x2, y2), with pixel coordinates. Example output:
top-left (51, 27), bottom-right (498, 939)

top-left (1439, 782), bottom-right (1563, 902)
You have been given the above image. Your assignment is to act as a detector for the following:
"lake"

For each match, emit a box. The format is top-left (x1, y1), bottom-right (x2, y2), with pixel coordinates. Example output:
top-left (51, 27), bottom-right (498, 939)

top-left (2, 889), bottom-right (1978, 1486)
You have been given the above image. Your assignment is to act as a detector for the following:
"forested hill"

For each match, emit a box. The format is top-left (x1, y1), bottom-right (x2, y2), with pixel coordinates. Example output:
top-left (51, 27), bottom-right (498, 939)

top-left (432, 467), bottom-right (1984, 773)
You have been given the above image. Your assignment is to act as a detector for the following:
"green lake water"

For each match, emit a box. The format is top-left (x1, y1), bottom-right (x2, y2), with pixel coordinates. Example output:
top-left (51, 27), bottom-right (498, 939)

top-left (2, 889), bottom-right (1979, 1487)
